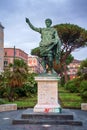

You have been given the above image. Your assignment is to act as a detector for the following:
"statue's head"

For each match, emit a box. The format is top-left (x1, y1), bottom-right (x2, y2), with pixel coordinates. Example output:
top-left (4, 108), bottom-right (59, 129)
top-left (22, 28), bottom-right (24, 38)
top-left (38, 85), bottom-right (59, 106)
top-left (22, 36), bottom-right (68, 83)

top-left (45, 18), bottom-right (52, 27)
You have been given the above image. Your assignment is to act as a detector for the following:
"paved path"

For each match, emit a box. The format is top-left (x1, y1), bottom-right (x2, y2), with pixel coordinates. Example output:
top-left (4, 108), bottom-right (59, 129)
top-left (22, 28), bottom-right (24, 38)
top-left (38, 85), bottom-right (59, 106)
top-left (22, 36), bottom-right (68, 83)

top-left (0, 109), bottom-right (87, 130)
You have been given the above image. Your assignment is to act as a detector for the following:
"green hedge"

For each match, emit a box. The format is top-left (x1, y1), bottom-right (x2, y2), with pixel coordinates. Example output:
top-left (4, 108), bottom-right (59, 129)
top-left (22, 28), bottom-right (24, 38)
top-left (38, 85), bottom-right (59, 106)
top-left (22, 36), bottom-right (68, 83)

top-left (79, 80), bottom-right (87, 100)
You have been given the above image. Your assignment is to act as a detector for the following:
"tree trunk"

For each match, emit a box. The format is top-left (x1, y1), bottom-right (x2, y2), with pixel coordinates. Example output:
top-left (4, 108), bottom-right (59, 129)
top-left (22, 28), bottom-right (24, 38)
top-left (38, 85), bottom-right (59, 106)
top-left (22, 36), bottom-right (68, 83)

top-left (64, 63), bottom-right (68, 83)
top-left (8, 87), bottom-right (14, 102)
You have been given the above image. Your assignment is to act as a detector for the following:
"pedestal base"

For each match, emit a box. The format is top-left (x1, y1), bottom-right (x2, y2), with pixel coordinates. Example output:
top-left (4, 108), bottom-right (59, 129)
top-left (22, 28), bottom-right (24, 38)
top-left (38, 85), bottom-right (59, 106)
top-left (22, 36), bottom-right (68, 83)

top-left (34, 75), bottom-right (61, 113)
top-left (34, 104), bottom-right (61, 113)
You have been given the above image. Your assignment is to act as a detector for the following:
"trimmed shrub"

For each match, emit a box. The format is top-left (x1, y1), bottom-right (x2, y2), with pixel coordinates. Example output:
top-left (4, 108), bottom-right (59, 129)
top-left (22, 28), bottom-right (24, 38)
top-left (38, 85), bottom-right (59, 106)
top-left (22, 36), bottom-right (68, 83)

top-left (79, 80), bottom-right (87, 100)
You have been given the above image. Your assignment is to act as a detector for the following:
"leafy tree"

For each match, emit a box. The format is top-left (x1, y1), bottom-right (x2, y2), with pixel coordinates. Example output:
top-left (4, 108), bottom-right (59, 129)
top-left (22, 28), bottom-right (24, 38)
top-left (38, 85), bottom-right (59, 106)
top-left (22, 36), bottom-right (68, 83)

top-left (0, 71), bottom-right (10, 98)
top-left (77, 59), bottom-right (87, 80)
top-left (31, 47), bottom-right (40, 57)
top-left (0, 59), bottom-right (28, 101)
top-left (54, 53), bottom-right (74, 82)
top-left (54, 24), bottom-right (87, 78)
top-left (9, 59), bottom-right (28, 87)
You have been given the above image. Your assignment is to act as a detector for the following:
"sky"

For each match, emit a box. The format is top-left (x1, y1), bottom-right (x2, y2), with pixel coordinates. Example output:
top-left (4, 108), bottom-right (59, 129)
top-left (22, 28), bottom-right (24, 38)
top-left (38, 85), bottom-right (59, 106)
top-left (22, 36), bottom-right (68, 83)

top-left (0, 0), bottom-right (87, 60)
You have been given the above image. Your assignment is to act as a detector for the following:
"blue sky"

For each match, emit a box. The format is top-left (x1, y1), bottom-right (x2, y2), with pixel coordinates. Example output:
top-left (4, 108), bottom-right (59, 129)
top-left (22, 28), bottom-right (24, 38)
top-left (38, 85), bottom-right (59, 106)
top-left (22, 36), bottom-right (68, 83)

top-left (0, 0), bottom-right (87, 60)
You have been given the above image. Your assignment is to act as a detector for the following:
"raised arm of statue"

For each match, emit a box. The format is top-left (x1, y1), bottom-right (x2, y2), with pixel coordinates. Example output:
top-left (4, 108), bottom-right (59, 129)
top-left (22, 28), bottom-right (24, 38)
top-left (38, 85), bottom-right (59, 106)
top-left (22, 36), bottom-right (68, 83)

top-left (25, 18), bottom-right (41, 33)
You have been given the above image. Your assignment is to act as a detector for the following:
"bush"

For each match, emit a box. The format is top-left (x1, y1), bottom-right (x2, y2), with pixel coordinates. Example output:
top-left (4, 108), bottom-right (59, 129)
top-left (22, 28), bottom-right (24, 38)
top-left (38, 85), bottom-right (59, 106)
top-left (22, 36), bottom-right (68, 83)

top-left (0, 84), bottom-right (10, 98)
top-left (15, 73), bottom-right (37, 97)
top-left (15, 83), bottom-right (37, 97)
top-left (64, 79), bottom-right (79, 93)
top-left (0, 98), bottom-right (6, 104)
top-left (79, 80), bottom-right (87, 100)
top-left (60, 76), bottom-right (65, 87)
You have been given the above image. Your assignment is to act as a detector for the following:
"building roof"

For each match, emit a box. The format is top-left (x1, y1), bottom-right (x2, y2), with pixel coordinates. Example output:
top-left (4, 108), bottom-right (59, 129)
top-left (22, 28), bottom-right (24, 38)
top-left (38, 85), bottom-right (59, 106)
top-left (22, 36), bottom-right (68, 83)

top-left (0, 22), bottom-right (4, 29)
top-left (72, 59), bottom-right (82, 63)
top-left (28, 55), bottom-right (38, 58)
top-left (4, 47), bottom-right (28, 55)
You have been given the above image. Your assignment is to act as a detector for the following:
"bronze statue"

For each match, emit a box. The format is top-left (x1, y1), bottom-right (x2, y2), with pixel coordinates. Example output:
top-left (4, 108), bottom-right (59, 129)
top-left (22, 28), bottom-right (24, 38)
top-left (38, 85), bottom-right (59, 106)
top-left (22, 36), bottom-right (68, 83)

top-left (26, 18), bottom-right (61, 73)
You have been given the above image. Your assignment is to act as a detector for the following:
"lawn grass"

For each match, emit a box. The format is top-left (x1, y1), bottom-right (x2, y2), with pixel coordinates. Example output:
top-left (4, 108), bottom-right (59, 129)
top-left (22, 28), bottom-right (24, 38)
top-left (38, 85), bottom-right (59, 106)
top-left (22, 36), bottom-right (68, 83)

top-left (15, 96), bottom-right (37, 108)
top-left (3, 87), bottom-right (84, 109)
top-left (6, 95), bottom-right (37, 109)
top-left (59, 86), bottom-right (82, 108)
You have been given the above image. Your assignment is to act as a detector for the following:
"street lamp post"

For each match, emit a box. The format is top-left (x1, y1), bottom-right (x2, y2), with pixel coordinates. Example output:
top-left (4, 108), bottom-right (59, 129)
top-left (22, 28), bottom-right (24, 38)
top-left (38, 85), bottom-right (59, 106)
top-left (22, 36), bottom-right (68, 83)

top-left (13, 46), bottom-right (16, 71)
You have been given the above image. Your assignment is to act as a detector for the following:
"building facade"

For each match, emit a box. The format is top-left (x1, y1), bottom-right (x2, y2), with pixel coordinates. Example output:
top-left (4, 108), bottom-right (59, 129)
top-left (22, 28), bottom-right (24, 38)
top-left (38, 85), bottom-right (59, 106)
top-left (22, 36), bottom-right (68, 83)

top-left (28, 55), bottom-right (43, 73)
top-left (67, 59), bottom-right (81, 80)
top-left (0, 23), bottom-right (4, 73)
top-left (4, 47), bottom-right (28, 68)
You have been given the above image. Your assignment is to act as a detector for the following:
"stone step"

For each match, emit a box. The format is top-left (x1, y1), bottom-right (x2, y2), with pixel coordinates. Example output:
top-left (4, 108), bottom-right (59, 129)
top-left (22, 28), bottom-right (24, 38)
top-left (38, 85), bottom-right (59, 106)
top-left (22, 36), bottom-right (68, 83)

top-left (21, 113), bottom-right (74, 120)
top-left (12, 119), bottom-right (82, 126)
top-left (12, 109), bottom-right (83, 126)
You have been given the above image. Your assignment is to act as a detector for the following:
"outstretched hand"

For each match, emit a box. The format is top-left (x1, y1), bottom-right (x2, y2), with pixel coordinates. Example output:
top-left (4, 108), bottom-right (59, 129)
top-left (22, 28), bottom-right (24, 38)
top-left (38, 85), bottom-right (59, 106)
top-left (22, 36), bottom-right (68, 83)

top-left (25, 17), bottom-right (29, 23)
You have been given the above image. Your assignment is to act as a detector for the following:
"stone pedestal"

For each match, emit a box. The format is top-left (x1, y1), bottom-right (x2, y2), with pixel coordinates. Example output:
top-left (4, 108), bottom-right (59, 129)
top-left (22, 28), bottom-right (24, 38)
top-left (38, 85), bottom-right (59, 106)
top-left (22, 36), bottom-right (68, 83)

top-left (34, 75), bottom-right (61, 113)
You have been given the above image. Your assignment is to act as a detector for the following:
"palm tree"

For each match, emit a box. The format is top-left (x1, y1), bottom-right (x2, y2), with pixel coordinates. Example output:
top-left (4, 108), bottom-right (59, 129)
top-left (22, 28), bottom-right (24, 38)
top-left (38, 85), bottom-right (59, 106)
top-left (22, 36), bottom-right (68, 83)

top-left (5, 59), bottom-right (28, 101)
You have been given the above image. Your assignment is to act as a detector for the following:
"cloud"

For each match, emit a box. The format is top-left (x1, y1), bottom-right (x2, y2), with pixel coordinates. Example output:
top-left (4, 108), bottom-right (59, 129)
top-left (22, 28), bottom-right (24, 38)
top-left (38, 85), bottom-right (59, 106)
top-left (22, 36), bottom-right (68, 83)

top-left (72, 47), bottom-right (87, 60)
top-left (0, 0), bottom-right (87, 60)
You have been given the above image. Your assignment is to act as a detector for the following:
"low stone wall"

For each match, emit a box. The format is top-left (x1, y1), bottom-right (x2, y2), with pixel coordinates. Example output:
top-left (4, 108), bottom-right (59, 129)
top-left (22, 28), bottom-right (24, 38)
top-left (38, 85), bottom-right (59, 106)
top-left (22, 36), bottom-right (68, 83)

top-left (81, 103), bottom-right (87, 111)
top-left (0, 104), bottom-right (17, 112)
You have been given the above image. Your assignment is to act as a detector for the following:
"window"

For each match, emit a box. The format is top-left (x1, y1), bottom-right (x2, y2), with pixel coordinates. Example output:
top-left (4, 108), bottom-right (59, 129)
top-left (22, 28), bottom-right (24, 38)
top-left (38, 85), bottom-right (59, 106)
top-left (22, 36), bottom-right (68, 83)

top-left (5, 52), bottom-right (7, 56)
top-left (4, 61), bottom-right (8, 66)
